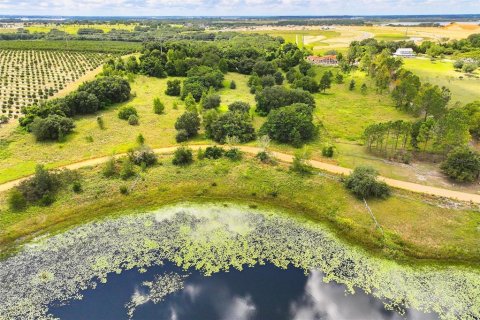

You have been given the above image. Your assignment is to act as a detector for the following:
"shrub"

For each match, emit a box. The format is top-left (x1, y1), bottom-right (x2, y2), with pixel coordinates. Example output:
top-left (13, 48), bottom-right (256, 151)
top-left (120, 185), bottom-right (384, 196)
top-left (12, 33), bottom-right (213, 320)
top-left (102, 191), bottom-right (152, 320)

top-left (72, 181), bottom-right (82, 193)
top-left (255, 86), bottom-right (315, 116)
top-left (349, 80), bottom-right (356, 91)
top-left (175, 112), bottom-right (201, 138)
top-left (172, 146), bottom-right (193, 166)
top-left (205, 146), bottom-right (224, 159)
top-left (344, 166), bottom-right (390, 199)
top-left (224, 148), bottom-right (243, 161)
top-left (103, 157), bottom-right (117, 178)
top-left (119, 185), bottom-right (129, 195)
top-left (256, 151), bottom-right (272, 163)
top-left (128, 146), bottom-right (158, 167)
top-left (175, 129), bottom-right (189, 143)
top-left (120, 158), bottom-right (136, 180)
top-left (97, 116), bottom-right (105, 130)
top-left (153, 98), bottom-right (165, 114)
top-left (441, 147), bottom-right (480, 182)
top-left (202, 94), bottom-right (221, 110)
top-left (118, 106), bottom-right (138, 120)
top-left (30, 115), bottom-right (75, 141)
top-left (128, 114), bottom-right (139, 125)
top-left (8, 189), bottom-right (27, 211)
top-left (17, 164), bottom-right (60, 203)
top-left (228, 101), bottom-right (250, 113)
top-left (136, 133), bottom-right (145, 145)
top-left (259, 103), bottom-right (316, 146)
top-left (230, 80), bottom-right (236, 89)
top-left (290, 151), bottom-right (313, 175)
top-left (322, 146), bottom-right (335, 158)
top-left (165, 79), bottom-right (181, 96)
top-left (206, 111), bottom-right (255, 144)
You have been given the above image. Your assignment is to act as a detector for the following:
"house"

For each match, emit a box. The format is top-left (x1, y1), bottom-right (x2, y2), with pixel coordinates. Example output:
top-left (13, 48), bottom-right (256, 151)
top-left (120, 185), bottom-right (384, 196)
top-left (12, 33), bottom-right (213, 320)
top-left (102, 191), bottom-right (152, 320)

top-left (306, 55), bottom-right (338, 66)
top-left (393, 48), bottom-right (416, 58)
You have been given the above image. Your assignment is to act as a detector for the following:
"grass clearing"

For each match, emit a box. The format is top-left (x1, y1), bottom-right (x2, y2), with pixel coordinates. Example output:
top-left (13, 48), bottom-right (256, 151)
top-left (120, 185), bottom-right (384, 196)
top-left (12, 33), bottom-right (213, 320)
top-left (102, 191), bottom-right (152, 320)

top-left (403, 58), bottom-right (480, 104)
top-left (24, 23), bottom-right (137, 35)
top-left (0, 155), bottom-right (478, 265)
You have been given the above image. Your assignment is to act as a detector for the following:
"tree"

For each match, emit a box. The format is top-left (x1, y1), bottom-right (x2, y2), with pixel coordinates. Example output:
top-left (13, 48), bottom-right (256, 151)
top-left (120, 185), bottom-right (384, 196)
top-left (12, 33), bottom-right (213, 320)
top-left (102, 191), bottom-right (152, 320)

top-left (349, 80), bottom-right (356, 91)
top-left (228, 101), bottom-right (250, 113)
top-left (184, 93), bottom-right (197, 112)
top-left (293, 76), bottom-right (319, 93)
top-left (30, 115), bottom-right (75, 141)
top-left (78, 76), bottom-right (131, 108)
top-left (274, 71), bottom-right (284, 85)
top-left (8, 189), bottom-right (27, 211)
top-left (252, 60), bottom-right (277, 76)
top-left (153, 98), bottom-right (165, 114)
top-left (463, 101), bottom-right (480, 139)
top-left (175, 112), bottom-right (201, 138)
top-left (417, 118), bottom-right (436, 151)
top-left (391, 70), bottom-right (420, 111)
top-left (201, 93), bottom-right (221, 110)
top-left (206, 111), bottom-right (256, 143)
top-left (165, 80), bottom-right (181, 96)
top-left (434, 108), bottom-right (470, 154)
top-left (344, 166), bottom-right (390, 199)
top-left (172, 146), bottom-right (193, 166)
top-left (17, 164), bottom-right (60, 203)
top-left (118, 106), bottom-right (138, 120)
top-left (259, 103), bottom-right (316, 146)
top-left (255, 86), bottom-right (315, 116)
top-left (64, 91), bottom-right (100, 115)
top-left (298, 60), bottom-right (312, 75)
top-left (414, 84), bottom-right (450, 120)
top-left (319, 73), bottom-right (332, 93)
top-left (441, 147), bottom-right (480, 182)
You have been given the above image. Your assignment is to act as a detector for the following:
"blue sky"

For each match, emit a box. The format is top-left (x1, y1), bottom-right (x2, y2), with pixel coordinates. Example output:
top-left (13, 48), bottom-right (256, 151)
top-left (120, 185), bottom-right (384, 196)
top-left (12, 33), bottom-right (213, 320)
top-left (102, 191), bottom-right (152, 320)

top-left (0, 0), bottom-right (479, 16)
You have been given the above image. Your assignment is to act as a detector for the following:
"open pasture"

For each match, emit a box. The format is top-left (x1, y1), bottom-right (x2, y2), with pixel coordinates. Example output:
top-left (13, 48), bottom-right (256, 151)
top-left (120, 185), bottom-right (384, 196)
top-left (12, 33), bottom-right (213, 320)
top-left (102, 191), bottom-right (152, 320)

top-left (23, 23), bottom-right (137, 35)
top-left (0, 50), bottom-right (107, 117)
top-left (402, 58), bottom-right (480, 104)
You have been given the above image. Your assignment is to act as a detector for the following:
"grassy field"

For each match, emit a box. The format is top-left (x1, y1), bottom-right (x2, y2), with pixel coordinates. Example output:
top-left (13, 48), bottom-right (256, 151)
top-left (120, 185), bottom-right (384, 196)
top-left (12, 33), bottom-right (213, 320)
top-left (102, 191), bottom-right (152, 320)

top-left (0, 40), bottom-right (141, 53)
top-left (0, 154), bottom-right (479, 265)
top-left (403, 58), bottom-right (480, 104)
top-left (23, 23), bottom-right (137, 35)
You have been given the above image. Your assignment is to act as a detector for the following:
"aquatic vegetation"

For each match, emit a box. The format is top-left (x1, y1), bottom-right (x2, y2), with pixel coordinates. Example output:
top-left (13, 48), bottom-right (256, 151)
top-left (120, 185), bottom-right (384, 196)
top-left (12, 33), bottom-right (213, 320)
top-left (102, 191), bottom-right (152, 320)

top-left (0, 203), bottom-right (479, 319)
top-left (125, 272), bottom-right (187, 319)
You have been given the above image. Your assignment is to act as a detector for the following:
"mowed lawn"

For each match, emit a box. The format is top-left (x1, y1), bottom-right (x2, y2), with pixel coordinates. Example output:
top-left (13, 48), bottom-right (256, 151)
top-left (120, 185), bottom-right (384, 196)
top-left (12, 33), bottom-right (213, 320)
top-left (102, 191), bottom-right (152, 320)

top-left (403, 58), bottom-right (480, 104)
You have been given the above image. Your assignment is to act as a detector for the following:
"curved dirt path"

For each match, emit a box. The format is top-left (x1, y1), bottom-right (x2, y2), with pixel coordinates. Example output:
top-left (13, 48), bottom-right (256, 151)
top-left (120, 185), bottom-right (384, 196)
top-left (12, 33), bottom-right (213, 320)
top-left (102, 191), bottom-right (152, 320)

top-left (1, 145), bottom-right (480, 204)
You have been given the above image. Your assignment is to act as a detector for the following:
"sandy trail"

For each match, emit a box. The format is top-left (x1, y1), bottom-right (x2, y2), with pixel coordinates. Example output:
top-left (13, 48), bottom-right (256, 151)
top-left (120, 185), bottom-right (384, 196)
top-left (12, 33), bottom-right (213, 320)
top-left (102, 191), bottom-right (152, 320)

top-left (1, 145), bottom-right (480, 204)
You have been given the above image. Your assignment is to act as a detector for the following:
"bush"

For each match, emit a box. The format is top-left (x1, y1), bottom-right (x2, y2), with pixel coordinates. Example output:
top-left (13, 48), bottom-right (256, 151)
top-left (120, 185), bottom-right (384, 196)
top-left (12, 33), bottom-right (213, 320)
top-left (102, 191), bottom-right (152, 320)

top-left (120, 158), bottom-right (136, 180)
top-left (230, 80), bottom-right (236, 89)
top-left (165, 79), bottom-right (181, 96)
top-left (322, 146), bottom-right (335, 158)
top-left (255, 86), bottom-right (315, 116)
top-left (202, 94), bottom-right (221, 110)
top-left (119, 185), bottom-right (129, 195)
top-left (205, 146), bottom-right (224, 159)
top-left (228, 101), bottom-right (250, 113)
top-left (128, 114), bottom-right (139, 125)
top-left (175, 129), bottom-right (189, 143)
top-left (290, 151), bottom-right (312, 175)
top-left (259, 103), bottom-right (316, 146)
top-left (344, 166), bottom-right (390, 199)
top-left (128, 146), bottom-right (158, 167)
top-left (175, 112), bottom-right (201, 138)
top-left (118, 106), bottom-right (138, 120)
top-left (256, 151), bottom-right (272, 163)
top-left (224, 148), bottom-right (243, 161)
top-left (97, 116), bottom-right (105, 129)
top-left (206, 111), bottom-right (256, 144)
top-left (8, 189), bottom-right (27, 211)
top-left (72, 181), bottom-right (82, 193)
top-left (153, 98), bottom-right (165, 114)
top-left (441, 147), bottom-right (480, 182)
top-left (17, 164), bottom-right (60, 203)
top-left (172, 146), bottom-right (193, 166)
top-left (30, 115), bottom-right (75, 141)
top-left (103, 157), bottom-right (117, 178)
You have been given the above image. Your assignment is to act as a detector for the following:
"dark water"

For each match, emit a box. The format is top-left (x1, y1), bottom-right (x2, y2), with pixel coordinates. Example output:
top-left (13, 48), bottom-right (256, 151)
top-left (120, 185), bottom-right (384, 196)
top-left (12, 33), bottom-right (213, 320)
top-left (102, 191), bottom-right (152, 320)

top-left (49, 263), bottom-right (438, 320)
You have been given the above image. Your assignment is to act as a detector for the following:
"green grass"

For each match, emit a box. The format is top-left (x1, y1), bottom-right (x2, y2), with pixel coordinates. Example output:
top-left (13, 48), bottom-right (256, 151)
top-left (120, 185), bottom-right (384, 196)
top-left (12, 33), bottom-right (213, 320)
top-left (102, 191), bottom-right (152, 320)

top-left (0, 155), bottom-right (478, 265)
top-left (403, 58), bottom-right (480, 104)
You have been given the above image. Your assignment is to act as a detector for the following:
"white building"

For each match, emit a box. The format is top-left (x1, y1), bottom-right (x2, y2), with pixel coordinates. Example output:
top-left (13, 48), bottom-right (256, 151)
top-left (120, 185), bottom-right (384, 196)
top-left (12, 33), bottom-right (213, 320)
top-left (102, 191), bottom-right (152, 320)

top-left (393, 48), bottom-right (416, 58)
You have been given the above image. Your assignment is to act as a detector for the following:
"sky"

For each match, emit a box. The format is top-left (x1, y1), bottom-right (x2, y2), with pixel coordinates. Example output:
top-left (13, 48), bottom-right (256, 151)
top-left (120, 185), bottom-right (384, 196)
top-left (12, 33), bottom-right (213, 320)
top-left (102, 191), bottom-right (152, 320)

top-left (0, 0), bottom-right (479, 17)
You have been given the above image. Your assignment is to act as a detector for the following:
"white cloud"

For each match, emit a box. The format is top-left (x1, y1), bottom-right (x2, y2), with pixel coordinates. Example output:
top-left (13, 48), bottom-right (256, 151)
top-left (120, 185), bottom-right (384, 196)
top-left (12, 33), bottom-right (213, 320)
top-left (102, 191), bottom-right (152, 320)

top-left (221, 295), bottom-right (256, 320)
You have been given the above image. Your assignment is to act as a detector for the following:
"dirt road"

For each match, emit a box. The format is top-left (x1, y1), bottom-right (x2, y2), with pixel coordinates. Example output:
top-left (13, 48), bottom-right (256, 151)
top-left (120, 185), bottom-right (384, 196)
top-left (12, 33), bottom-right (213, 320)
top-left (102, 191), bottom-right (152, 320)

top-left (1, 145), bottom-right (479, 204)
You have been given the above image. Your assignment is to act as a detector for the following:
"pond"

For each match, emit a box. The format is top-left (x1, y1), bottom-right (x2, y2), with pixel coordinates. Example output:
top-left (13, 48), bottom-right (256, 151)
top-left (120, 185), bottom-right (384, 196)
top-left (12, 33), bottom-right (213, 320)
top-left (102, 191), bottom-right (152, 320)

top-left (0, 203), bottom-right (478, 319)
